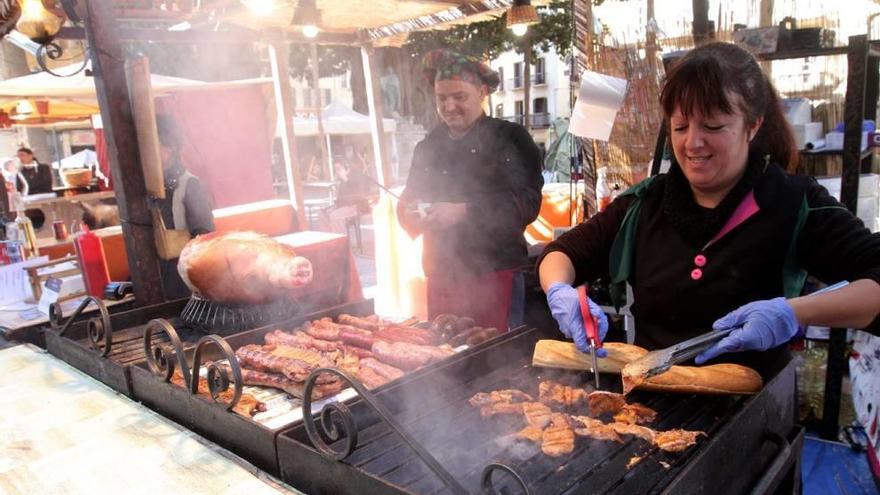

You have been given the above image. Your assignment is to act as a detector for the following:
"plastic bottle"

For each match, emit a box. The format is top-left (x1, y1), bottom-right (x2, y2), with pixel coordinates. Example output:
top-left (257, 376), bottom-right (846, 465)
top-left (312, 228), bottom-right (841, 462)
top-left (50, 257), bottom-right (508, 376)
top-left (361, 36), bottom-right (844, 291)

top-left (74, 225), bottom-right (110, 298)
top-left (8, 192), bottom-right (37, 259)
top-left (596, 167), bottom-right (612, 212)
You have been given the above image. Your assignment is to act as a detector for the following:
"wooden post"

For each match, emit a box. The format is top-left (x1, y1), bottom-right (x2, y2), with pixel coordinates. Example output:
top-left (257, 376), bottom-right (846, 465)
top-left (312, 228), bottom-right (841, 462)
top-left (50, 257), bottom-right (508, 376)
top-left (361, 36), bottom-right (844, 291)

top-left (691, 0), bottom-right (711, 47)
top-left (310, 43), bottom-right (331, 179)
top-left (268, 40), bottom-right (307, 230)
top-left (361, 45), bottom-right (392, 187)
top-left (523, 35), bottom-right (532, 128)
top-left (83, 0), bottom-right (163, 305)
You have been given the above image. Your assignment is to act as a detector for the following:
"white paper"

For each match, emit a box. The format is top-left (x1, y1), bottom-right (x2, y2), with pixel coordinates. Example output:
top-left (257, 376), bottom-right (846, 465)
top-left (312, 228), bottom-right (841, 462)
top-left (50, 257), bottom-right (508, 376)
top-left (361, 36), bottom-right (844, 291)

top-left (0, 256), bottom-right (49, 306)
top-left (569, 70), bottom-right (629, 141)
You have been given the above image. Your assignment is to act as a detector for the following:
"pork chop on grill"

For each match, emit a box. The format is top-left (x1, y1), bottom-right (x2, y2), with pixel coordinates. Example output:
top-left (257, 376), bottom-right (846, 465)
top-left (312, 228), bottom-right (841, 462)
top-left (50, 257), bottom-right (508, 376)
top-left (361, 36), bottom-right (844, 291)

top-left (613, 403), bottom-right (658, 425)
top-left (541, 413), bottom-right (575, 457)
top-left (570, 415), bottom-right (624, 443)
top-left (588, 390), bottom-right (627, 416)
top-left (539, 380), bottom-right (589, 408)
top-left (654, 429), bottom-right (707, 452)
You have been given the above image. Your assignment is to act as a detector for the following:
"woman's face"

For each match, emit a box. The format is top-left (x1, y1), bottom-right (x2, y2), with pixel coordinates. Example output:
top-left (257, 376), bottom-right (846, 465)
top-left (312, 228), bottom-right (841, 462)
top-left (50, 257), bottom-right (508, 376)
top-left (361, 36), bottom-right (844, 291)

top-left (669, 101), bottom-right (762, 202)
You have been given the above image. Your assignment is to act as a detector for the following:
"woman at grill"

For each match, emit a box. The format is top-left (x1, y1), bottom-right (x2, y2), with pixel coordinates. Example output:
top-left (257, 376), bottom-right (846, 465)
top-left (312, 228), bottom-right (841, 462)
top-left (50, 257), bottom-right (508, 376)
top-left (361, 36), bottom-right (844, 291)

top-left (538, 42), bottom-right (880, 366)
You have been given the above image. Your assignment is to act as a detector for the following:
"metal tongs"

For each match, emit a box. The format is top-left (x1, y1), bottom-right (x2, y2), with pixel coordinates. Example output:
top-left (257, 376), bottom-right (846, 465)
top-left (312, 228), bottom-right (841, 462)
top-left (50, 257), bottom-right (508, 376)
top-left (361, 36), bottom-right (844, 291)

top-left (624, 280), bottom-right (851, 387)
top-left (577, 285), bottom-right (603, 389)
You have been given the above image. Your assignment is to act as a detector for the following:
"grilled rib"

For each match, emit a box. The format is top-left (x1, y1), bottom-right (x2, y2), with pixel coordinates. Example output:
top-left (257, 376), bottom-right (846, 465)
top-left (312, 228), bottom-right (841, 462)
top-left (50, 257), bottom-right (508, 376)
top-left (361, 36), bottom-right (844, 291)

top-left (171, 371), bottom-right (266, 417)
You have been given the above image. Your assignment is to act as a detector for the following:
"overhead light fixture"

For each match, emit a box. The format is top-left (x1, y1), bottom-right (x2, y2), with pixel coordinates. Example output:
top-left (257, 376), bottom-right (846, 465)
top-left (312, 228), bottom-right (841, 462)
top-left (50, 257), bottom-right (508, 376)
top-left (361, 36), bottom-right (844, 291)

top-left (13, 100), bottom-right (35, 119)
top-left (292, 0), bottom-right (321, 38)
top-left (506, 0), bottom-right (539, 37)
top-left (240, 0), bottom-right (278, 16)
top-left (16, 0), bottom-right (65, 44)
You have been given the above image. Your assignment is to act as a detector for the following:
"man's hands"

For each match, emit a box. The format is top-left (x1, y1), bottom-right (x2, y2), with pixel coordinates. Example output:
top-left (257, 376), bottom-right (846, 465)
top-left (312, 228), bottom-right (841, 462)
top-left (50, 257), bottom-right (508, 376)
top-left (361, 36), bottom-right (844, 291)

top-left (423, 202), bottom-right (467, 230)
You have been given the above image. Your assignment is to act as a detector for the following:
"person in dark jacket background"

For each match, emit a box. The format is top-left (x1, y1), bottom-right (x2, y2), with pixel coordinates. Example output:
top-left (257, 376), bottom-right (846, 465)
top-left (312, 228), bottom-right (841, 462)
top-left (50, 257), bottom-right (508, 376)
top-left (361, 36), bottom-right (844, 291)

top-left (398, 49), bottom-right (544, 331)
top-left (155, 114), bottom-right (216, 300)
top-left (538, 42), bottom-right (880, 370)
top-left (17, 147), bottom-right (52, 194)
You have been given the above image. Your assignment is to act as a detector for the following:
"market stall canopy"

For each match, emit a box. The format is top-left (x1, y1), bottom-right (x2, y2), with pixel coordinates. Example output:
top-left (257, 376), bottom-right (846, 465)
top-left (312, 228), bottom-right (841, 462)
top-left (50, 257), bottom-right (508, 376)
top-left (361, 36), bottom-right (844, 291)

top-left (0, 98), bottom-right (98, 127)
top-left (292, 102), bottom-right (396, 136)
top-left (0, 61), bottom-right (205, 103)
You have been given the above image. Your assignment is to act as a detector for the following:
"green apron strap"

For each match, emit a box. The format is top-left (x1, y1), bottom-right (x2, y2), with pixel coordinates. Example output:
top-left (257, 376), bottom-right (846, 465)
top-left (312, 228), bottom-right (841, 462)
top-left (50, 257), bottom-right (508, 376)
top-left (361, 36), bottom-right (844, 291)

top-left (608, 177), bottom-right (655, 310)
top-left (782, 200), bottom-right (850, 297)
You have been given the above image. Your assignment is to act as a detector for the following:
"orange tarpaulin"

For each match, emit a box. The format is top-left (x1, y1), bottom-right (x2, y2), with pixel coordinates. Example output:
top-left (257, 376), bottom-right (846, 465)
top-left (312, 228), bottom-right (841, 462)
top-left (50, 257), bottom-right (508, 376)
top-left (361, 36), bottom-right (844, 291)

top-left (525, 183), bottom-right (586, 244)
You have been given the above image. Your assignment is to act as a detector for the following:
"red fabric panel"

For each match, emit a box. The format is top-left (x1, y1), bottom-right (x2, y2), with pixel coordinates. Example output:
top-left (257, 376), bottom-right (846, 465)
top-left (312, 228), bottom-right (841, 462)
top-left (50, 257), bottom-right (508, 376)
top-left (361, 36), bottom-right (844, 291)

top-left (427, 269), bottom-right (514, 331)
top-left (94, 128), bottom-right (113, 191)
top-left (154, 85), bottom-right (275, 208)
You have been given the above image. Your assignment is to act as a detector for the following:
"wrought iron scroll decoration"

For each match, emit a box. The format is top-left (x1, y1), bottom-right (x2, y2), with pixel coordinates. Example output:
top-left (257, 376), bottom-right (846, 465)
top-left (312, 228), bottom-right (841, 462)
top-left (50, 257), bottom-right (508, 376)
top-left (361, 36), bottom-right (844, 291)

top-left (302, 368), bottom-right (468, 495)
top-left (189, 335), bottom-right (242, 412)
top-left (481, 462), bottom-right (530, 495)
top-left (143, 318), bottom-right (190, 386)
top-left (50, 296), bottom-right (112, 356)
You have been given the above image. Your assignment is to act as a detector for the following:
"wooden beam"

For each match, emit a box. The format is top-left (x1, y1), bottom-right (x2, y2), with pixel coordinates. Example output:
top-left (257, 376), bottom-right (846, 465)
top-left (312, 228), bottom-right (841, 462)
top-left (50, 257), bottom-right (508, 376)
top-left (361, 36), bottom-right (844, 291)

top-left (56, 25), bottom-right (359, 45)
top-left (361, 46), bottom-right (392, 187)
top-left (268, 41), bottom-right (307, 230)
top-left (83, 0), bottom-right (164, 306)
top-left (691, 0), bottom-right (711, 46)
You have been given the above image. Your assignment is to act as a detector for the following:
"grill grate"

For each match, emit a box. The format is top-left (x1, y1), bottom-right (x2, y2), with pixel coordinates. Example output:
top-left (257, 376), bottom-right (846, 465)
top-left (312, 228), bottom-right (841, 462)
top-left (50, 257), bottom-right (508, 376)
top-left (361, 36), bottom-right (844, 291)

top-left (180, 295), bottom-right (302, 336)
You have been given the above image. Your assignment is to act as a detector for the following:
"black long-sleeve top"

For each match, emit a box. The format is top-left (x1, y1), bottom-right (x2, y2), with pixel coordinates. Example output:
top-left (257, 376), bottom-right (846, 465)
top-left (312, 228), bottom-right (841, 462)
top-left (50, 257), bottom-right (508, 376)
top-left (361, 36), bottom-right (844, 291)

top-left (399, 115), bottom-right (544, 277)
top-left (540, 162), bottom-right (880, 352)
top-left (20, 162), bottom-right (53, 195)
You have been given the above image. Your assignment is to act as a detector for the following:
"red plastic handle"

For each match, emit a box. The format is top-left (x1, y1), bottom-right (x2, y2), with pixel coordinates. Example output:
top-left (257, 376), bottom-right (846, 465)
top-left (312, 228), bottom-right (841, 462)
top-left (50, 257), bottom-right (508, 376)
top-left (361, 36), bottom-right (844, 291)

top-left (577, 285), bottom-right (602, 349)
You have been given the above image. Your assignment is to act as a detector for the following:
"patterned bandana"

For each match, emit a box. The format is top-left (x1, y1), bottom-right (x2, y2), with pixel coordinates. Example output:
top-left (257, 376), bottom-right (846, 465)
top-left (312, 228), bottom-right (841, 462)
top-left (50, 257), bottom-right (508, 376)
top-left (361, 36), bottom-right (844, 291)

top-left (422, 49), bottom-right (500, 91)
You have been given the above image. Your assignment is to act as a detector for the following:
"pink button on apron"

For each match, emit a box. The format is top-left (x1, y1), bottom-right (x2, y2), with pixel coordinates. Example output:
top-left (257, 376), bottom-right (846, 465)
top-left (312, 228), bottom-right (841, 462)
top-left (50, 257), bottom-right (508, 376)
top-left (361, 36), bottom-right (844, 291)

top-left (694, 254), bottom-right (707, 267)
top-left (691, 268), bottom-right (703, 280)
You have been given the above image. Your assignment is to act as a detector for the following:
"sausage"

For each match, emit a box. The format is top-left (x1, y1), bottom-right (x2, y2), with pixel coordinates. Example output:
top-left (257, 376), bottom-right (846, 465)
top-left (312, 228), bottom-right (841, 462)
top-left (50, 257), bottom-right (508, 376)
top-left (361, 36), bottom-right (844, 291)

top-left (360, 357), bottom-right (405, 381)
top-left (338, 326), bottom-right (375, 349)
top-left (466, 327), bottom-right (502, 346)
top-left (449, 326), bottom-right (483, 347)
top-left (338, 314), bottom-right (380, 332)
top-left (374, 326), bottom-right (435, 346)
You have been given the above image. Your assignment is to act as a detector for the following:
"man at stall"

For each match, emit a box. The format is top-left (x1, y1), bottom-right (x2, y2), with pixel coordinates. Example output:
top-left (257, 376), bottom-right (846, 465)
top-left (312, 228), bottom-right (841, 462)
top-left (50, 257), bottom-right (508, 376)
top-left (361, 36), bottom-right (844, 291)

top-left (538, 42), bottom-right (880, 368)
top-left (155, 114), bottom-right (216, 299)
top-left (398, 49), bottom-right (544, 331)
top-left (17, 147), bottom-right (52, 194)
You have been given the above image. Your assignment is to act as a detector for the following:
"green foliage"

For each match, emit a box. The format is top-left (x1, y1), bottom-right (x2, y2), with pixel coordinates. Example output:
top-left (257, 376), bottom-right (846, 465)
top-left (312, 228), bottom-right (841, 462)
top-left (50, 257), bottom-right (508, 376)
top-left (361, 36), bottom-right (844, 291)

top-left (286, 44), bottom-right (359, 81)
top-left (404, 1), bottom-right (572, 63)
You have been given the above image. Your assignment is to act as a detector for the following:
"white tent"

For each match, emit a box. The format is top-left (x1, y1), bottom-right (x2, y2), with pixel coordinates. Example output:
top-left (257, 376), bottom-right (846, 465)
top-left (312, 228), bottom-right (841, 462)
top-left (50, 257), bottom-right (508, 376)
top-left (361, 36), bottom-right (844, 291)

top-left (51, 148), bottom-right (97, 170)
top-left (293, 102), bottom-right (396, 136)
top-left (0, 61), bottom-right (272, 104)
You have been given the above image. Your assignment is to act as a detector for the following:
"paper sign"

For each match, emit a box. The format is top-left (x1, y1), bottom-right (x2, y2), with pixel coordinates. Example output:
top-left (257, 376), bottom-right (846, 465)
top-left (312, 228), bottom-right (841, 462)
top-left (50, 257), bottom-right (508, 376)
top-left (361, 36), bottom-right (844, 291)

top-left (37, 277), bottom-right (62, 316)
top-left (569, 70), bottom-right (629, 141)
top-left (0, 256), bottom-right (49, 306)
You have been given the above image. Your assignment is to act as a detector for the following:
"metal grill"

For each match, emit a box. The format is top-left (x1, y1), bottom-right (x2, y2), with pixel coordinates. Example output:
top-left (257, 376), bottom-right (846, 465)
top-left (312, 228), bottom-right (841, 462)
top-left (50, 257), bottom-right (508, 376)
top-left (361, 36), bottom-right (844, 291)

top-left (180, 294), bottom-right (302, 336)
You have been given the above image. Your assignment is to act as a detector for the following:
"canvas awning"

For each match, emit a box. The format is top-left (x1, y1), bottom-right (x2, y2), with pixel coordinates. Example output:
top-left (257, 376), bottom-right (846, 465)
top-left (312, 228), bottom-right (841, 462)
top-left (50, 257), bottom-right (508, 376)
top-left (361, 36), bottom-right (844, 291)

top-left (292, 102), bottom-right (396, 136)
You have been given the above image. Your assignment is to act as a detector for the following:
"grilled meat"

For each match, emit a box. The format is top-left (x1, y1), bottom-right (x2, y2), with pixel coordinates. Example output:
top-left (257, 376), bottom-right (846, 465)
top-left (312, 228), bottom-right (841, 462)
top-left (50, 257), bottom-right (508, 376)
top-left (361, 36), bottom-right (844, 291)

top-left (177, 231), bottom-right (312, 304)
top-left (448, 326), bottom-right (484, 347)
top-left (654, 429), bottom-right (706, 452)
top-left (541, 413), bottom-right (575, 457)
top-left (339, 344), bottom-right (374, 359)
top-left (235, 344), bottom-right (336, 383)
top-left (522, 402), bottom-right (553, 428)
top-left (355, 367), bottom-right (389, 389)
top-left (613, 403), bottom-right (658, 425)
top-left (539, 380), bottom-right (589, 408)
top-left (265, 330), bottom-right (339, 352)
top-left (338, 314), bottom-right (380, 332)
top-left (360, 358), bottom-right (405, 382)
top-left (171, 371), bottom-right (266, 417)
top-left (220, 365), bottom-right (343, 400)
top-left (466, 327), bottom-right (502, 346)
top-left (480, 401), bottom-right (525, 418)
top-left (338, 326), bottom-right (375, 349)
top-left (588, 390), bottom-right (628, 417)
top-left (469, 390), bottom-right (534, 407)
top-left (626, 455), bottom-right (643, 469)
top-left (570, 415), bottom-right (624, 443)
top-left (608, 422), bottom-right (657, 443)
top-left (515, 425), bottom-right (545, 444)
top-left (305, 320), bottom-right (341, 341)
top-left (374, 326), bottom-right (437, 346)
top-left (371, 341), bottom-right (454, 371)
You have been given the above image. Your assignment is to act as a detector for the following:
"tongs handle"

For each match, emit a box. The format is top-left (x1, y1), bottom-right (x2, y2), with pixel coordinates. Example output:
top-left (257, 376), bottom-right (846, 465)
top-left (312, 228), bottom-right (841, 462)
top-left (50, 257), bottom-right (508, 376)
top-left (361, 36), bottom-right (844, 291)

top-left (577, 285), bottom-right (602, 348)
top-left (669, 328), bottom-right (734, 363)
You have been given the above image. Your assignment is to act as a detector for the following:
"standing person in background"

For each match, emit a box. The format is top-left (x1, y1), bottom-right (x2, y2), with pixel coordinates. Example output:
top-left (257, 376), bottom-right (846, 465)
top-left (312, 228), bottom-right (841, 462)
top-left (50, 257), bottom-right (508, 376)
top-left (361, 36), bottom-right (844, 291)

top-left (398, 49), bottom-right (544, 331)
top-left (3, 158), bottom-right (27, 196)
top-left (17, 147), bottom-right (52, 195)
top-left (155, 114), bottom-right (216, 299)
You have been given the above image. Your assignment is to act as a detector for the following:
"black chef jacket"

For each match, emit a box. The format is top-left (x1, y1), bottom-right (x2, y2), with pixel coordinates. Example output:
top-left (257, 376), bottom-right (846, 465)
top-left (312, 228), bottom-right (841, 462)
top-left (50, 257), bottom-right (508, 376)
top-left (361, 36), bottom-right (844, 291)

top-left (399, 115), bottom-right (543, 277)
top-left (541, 162), bottom-right (880, 355)
top-left (20, 162), bottom-right (53, 194)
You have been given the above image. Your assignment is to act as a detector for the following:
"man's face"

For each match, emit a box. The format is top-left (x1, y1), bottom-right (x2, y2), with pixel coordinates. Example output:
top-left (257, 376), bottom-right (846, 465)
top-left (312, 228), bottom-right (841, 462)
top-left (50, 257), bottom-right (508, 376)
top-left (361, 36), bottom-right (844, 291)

top-left (17, 151), bottom-right (32, 164)
top-left (434, 79), bottom-right (487, 134)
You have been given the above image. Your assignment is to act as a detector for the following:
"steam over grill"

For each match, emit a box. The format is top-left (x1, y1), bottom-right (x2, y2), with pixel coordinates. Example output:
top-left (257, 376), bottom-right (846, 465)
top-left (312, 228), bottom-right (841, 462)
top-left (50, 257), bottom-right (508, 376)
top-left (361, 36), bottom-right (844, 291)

top-left (278, 326), bottom-right (802, 495)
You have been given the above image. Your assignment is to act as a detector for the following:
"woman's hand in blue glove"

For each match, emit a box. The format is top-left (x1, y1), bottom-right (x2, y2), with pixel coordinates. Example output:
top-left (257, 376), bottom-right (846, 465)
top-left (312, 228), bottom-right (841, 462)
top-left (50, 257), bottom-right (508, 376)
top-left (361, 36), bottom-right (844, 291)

top-left (546, 282), bottom-right (609, 355)
top-left (695, 297), bottom-right (801, 364)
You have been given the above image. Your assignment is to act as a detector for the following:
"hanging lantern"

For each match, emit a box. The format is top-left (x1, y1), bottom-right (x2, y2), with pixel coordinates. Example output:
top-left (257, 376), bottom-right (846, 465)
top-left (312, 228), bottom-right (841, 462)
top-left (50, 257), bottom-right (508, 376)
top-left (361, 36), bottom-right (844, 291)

top-left (291, 0), bottom-right (321, 38)
top-left (506, 0), bottom-right (539, 37)
top-left (16, 0), bottom-right (65, 45)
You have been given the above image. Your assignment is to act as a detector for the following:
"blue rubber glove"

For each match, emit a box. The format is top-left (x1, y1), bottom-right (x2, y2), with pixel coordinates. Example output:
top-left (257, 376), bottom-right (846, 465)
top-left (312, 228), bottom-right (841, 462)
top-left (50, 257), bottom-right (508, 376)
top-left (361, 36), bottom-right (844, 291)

top-left (546, 282), bottom-right (609, 356)
top-left (695, 297), bottom-right (801, 365)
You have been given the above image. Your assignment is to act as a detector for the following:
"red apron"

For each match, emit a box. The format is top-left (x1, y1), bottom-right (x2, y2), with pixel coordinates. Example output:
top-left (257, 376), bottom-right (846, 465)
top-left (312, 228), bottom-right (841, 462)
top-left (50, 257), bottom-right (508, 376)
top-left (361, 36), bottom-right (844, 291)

top-left (426, 269), bottom-right (515, 331)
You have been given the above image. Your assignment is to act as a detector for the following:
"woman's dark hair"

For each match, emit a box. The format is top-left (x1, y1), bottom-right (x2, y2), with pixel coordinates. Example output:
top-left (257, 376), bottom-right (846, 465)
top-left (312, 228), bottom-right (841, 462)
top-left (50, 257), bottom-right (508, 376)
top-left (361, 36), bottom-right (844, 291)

top-left (17, 147), bottom-right (32, 155)
top-left (660, 42), bottom-right (798, 172)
